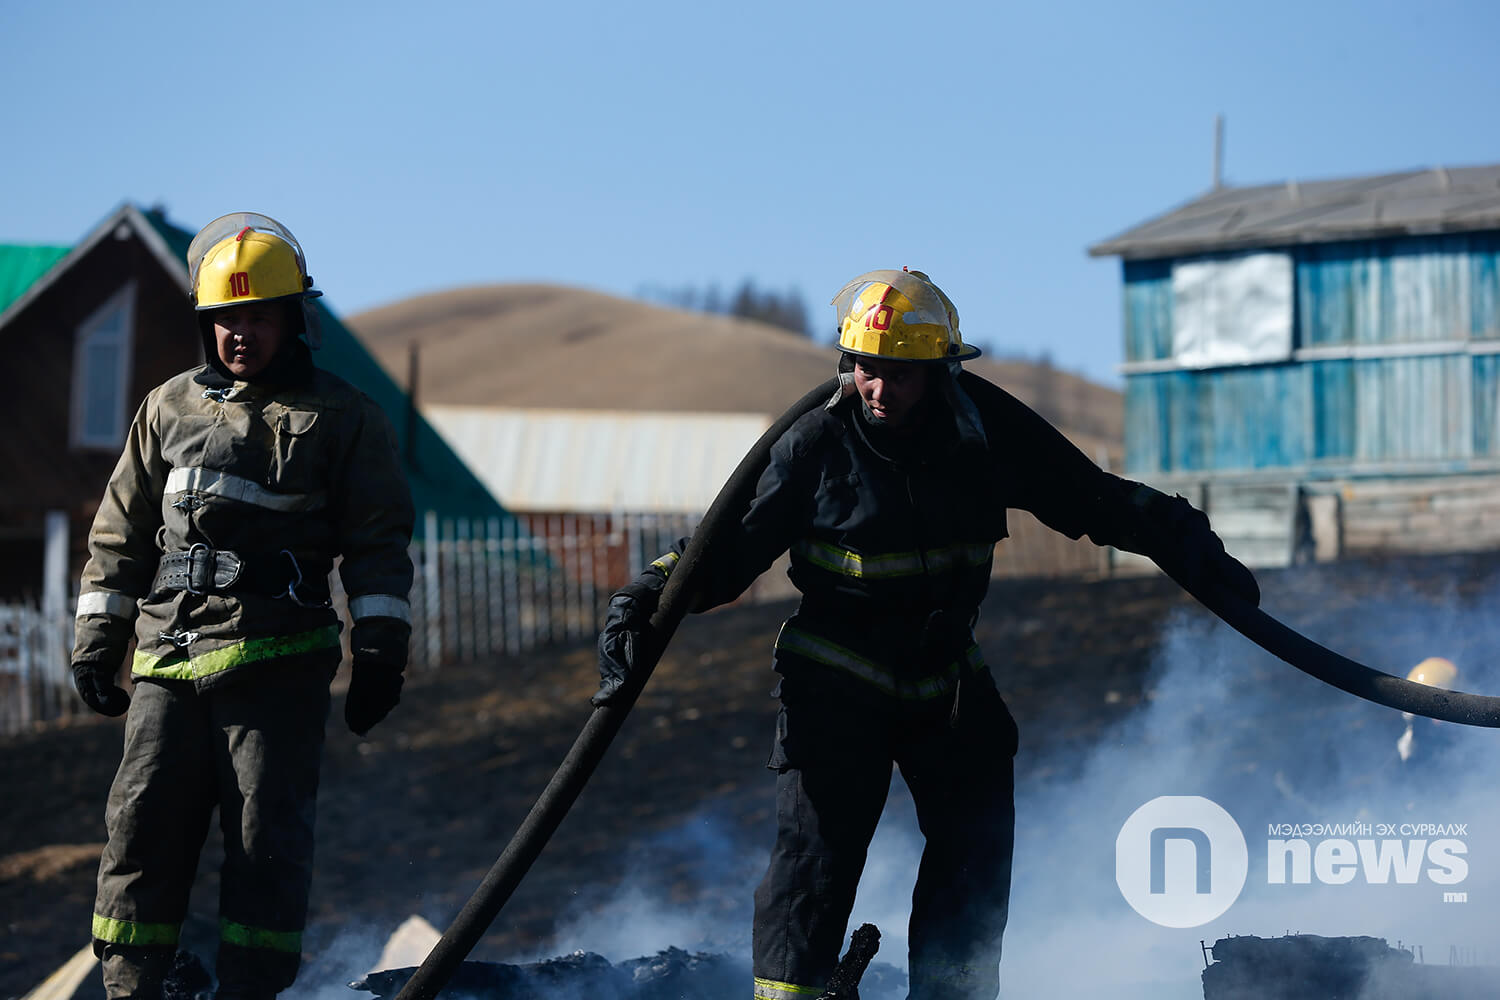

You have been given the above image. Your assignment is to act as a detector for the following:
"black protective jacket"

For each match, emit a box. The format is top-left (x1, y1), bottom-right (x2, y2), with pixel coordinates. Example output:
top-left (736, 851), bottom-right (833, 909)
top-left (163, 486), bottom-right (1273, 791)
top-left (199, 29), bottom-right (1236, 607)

top-left (667, 373), bottom-right (1165, 700)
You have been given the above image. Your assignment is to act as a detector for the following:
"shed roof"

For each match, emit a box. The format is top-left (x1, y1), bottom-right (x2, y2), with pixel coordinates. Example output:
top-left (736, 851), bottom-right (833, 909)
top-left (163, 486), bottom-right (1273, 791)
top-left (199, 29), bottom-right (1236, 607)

top-left (424, 405), bottom-right (771, 513)
top-left (1089, 164), bottom-right (1500, 261)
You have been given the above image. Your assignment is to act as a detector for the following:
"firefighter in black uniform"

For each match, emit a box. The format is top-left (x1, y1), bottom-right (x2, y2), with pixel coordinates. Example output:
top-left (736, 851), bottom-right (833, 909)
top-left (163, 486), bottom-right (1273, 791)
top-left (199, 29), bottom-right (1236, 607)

top-left (71, 213), bottom-right (415, 1000)
top-left (593, 269), bottom-right (1260, 1000)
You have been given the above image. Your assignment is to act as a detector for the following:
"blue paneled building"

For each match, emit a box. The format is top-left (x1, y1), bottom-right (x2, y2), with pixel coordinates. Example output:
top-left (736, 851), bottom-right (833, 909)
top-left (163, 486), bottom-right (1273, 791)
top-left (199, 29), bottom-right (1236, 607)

top-left (1091, 165), bottom-right (1500, 566)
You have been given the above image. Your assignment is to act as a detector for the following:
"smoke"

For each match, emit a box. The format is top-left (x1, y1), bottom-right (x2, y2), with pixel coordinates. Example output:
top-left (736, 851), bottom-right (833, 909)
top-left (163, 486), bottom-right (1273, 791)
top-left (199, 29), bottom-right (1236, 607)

top-left (395, 556), bottom-right (1500, 1000)
top-left (292, 920), bottom-right (408, 1000)
top-left (540, 810), bottom-right (762, 963)
top-left (991, 562), bottom-right (1500, 999)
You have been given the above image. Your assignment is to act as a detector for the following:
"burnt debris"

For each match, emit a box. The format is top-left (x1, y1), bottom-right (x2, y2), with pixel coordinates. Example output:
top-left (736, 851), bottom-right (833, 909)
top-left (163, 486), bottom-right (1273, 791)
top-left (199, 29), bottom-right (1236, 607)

top-left (350, 924), bottom-right (900, 1000)
top-left (1202, 934), bottom-right (1499, 1000)
top-left (819, 923), bottom-right (881, 1000)
top-left (351, 947), bottom-right (731, 1000)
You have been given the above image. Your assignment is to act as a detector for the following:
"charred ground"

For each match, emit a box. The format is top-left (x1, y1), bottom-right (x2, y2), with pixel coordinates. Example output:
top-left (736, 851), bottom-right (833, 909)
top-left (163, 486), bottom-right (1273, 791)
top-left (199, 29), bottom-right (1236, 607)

top-left (4, 550), bottom-right (1499, 998)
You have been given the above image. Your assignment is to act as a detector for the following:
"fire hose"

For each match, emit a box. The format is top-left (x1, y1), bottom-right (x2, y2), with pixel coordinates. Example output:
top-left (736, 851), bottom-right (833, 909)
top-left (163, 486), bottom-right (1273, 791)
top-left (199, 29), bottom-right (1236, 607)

top-left (392, 372), bottom-right (1500, 1000)
top-left (390, 377), bottom-right (843, 1000)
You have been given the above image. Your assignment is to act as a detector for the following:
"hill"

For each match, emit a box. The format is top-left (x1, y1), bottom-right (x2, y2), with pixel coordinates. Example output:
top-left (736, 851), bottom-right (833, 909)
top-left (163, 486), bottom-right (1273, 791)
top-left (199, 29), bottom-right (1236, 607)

top-left (346, 284), bottom-right (1123, 466)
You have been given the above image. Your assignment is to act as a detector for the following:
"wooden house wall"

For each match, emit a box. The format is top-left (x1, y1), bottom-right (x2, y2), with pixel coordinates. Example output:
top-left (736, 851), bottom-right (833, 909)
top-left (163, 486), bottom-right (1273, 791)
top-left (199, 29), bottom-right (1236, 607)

top-left (1125, 366), bottom-right (1310, 475)
top-left (1297, 234), bottom-right (1500, 346)
top-left (1123, 232), bottom-right (1500, 479)
top-left (1474, 354), bottom-right (1500, 456)
top-left (0, 232), bottom-right (198, 599)
top-left (1123, 259), bottom-right (1173, 363)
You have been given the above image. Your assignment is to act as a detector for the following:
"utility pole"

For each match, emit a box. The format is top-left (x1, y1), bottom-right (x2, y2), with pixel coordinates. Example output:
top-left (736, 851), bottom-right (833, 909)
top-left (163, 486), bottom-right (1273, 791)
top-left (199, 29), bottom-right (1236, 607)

top-left (1213, 113), bottom-right (1225, 191)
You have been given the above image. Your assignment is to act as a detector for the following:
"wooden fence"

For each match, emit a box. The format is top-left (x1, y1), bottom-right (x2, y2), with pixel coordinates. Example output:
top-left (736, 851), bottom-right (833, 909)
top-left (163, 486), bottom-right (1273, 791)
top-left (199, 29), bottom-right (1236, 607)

top-left (0, 512), bottom-right (700, 734)
top-left (407, 511), bottom-right (699, 669)
top-left (0, 600), bottom-right (79, 735)
top-left (0, 508), bottom-right (1116, 735)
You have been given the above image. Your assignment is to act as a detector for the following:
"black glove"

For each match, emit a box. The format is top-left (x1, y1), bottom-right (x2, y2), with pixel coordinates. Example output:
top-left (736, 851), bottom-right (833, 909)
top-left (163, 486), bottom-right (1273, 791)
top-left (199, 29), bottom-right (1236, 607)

top-left (1148, 493), bottom-right (1261, 607)
top-left (593, 579), bottom-right (663, 707)
top-left (345, 659), bottom-right (404, 736)
top-left (72, 661), bottom-right (130, 717)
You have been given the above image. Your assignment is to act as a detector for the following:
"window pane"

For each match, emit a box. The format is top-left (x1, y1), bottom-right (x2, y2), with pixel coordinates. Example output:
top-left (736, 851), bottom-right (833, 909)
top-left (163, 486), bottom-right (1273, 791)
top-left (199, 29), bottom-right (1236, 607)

top-left (82, 341), bottom-right (120, 441)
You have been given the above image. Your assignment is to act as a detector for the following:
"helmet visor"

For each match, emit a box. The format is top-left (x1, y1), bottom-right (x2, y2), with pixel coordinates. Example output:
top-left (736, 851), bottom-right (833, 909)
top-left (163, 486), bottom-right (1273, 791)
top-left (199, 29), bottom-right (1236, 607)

top-left (187, 212), bottom-right (310, 294)
top-left (831, 269), bottom-right (953, 337)
top-left (831, 269), bottom-right (977, 361)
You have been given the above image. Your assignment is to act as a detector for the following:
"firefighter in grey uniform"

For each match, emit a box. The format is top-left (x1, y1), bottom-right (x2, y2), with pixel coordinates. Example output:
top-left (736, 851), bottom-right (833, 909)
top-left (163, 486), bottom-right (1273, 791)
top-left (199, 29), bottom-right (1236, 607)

top-left (70, 213), bottom-right (415, 1000)
top-left (594, 269), bottom-right (1261, 1000)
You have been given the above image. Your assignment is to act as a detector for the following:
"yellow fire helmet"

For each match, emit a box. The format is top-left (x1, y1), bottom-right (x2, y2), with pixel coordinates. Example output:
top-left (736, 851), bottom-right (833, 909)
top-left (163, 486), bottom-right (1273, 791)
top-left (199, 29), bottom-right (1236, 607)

top-left (831, 268), bottom-right (979, 363)
top-left (1407, 657), bottom-right (1459, 689)
top-left (187, 212), bottom-right (324, 346)
top-left (188, 212), bottom-right (320, 309)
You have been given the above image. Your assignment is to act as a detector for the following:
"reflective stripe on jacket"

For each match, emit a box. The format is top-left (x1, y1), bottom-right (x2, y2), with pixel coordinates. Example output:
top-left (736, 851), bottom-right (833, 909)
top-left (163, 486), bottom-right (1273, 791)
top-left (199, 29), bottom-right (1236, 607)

top-left (775, 624), bottom-right (987, 701)
top-left (676, 375), bottom-right (1152, 699)
top-left (73, 351), bottom-right (415, 687)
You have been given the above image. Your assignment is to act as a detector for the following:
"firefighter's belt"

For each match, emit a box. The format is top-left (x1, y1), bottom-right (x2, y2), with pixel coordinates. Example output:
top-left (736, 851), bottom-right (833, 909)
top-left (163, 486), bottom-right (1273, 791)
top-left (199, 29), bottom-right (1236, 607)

top-left (156, 545), bottom-right (244, 594)
top-left (153, 545), bottom-right (325, 604)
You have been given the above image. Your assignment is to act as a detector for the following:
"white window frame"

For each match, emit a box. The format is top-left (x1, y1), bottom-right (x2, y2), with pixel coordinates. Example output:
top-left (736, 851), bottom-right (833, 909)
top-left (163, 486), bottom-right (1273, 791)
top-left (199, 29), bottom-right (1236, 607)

top-left (70, 281), bottom-right (136, 449)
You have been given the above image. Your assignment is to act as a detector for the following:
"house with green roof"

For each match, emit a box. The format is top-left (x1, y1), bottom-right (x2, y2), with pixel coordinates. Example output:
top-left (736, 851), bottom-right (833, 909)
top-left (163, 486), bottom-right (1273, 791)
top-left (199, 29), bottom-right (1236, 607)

top-left (0, 202), bottom-right (513, 601)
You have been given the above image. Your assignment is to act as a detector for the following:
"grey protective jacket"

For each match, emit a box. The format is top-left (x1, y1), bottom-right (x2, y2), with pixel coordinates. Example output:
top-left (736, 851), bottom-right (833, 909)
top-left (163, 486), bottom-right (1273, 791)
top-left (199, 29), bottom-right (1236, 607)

top-left (73, 349), bottom-right (414, 688)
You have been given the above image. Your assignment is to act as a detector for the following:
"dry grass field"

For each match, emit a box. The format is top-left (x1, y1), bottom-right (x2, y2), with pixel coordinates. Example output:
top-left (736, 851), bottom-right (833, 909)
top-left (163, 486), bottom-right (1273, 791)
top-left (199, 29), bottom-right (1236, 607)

top-left (6, 547), bottom-right (1499, 998)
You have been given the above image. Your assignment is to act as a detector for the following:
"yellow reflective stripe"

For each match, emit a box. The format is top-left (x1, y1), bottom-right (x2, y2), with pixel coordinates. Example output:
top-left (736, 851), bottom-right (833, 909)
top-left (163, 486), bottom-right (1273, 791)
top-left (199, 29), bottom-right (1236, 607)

top-left (92, 913), bottom-right (179, 947)
top-left (792, 538), bottom-right (992, 580)
top-left (775, 626), bottom-right (985, 701)
top-left (650, 550), bottom-right (680, 577)
top-left (220, 917), bottom-right (301, 954)
top-left (777, 626), bottom-right (896, 692)
top-left (753, 977), bottom-right (823, 1000)
top-left (793, 538), bottom-right (922, 579)
top-left (133, 626), bottom-right (340, 680)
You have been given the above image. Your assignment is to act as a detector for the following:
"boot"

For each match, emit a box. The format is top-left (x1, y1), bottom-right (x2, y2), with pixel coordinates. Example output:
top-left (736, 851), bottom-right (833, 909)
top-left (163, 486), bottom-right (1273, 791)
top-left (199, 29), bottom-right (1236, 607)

top-left (97, 942), bottom-right (175, 1000)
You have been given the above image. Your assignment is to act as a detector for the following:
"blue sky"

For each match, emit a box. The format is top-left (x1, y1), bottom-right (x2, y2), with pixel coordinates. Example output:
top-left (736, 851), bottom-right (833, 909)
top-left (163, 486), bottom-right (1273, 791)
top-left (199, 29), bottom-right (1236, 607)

top-left (5, 0), bottom-right (1499, 387)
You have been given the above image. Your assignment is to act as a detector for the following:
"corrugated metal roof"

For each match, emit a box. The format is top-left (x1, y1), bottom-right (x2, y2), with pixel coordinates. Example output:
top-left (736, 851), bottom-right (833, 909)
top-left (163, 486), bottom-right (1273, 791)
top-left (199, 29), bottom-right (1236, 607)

top-left (424, 405), bottom-right (772, 513)
top-left (1090, 164), bottom-right (1500, 260)
top-left (0, 244), bottom-right (68, 315)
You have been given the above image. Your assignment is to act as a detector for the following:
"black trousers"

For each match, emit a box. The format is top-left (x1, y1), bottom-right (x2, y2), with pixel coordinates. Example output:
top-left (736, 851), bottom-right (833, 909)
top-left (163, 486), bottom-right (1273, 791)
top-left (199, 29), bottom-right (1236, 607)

top-left (93, 660), bottom-right (334, 999)
top-left (752, 659), bottom-right (1018, 1000)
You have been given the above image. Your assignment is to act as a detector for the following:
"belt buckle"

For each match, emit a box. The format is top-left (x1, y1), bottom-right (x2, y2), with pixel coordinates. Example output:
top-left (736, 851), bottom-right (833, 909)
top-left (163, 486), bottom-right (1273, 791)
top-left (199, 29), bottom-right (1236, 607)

top-left (185, 543), bottom-right (213, 595)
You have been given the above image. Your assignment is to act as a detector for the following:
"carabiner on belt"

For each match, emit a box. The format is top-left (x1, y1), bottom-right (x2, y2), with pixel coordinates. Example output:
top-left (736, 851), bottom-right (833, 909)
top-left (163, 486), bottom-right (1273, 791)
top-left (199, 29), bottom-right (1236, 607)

top-left (277, 549), bottom-right (332, 609)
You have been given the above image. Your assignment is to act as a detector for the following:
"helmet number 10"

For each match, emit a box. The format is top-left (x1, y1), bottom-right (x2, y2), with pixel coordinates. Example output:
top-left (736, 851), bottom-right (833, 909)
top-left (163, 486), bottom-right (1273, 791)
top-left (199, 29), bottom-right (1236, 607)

top-left (863, 303), bottom-right (893, 331)
top-left (228, 271), bottom-right (251, 297)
